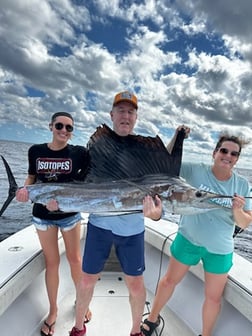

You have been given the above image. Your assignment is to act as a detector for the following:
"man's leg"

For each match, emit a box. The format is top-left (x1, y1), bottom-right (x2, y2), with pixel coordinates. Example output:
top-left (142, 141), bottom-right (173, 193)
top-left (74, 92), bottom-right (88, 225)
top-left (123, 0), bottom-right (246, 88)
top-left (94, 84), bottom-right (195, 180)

top-left (125, 274), bottom-right (146, 335)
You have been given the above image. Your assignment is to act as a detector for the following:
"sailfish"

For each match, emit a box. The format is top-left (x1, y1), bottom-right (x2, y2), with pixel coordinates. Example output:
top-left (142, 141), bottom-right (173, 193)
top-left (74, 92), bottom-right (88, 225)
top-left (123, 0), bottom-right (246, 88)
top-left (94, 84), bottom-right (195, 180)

top-left (0, 124), bottom-right (227, 217)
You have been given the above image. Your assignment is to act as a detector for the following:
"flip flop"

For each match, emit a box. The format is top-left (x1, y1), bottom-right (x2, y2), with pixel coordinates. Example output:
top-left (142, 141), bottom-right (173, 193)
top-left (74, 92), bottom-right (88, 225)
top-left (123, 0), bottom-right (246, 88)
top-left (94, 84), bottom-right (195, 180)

top-left (40, 320), bottom-right (56, 336)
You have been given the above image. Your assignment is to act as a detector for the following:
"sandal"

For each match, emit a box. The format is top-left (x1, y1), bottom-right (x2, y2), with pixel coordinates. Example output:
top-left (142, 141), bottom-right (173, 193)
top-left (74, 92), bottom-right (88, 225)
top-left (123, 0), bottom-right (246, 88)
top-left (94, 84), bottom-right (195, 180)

top-left (141, 317), bottom-right (160, 336)
top-left (40, 320), bottom-right (56, 336)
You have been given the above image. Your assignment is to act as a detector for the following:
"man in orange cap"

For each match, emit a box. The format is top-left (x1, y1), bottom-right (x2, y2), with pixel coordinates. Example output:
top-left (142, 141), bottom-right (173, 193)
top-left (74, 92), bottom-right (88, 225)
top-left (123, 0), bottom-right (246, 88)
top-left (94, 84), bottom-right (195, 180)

top-left (110, 91), bottom-right (138, 136)
top-left (70, 91), bottom-right (162, 336)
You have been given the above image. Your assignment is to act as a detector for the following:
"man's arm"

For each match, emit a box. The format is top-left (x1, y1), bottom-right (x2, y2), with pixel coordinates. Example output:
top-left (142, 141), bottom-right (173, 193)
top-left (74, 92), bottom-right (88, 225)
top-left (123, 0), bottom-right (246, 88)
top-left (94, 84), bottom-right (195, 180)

top-left (167, 125), bottom-right (190, 154)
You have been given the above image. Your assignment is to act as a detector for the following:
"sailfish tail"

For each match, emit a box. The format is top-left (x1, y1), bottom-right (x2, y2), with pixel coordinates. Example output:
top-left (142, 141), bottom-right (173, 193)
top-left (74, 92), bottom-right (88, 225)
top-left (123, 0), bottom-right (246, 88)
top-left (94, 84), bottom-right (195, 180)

top-left (0, 155), bottom-right (19, 216)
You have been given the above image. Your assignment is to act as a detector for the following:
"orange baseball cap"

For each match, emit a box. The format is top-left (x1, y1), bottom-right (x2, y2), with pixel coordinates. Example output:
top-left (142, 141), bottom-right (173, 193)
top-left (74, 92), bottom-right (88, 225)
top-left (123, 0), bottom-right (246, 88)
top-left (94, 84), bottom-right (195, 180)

top-left (113, 91), bottom-right (138, 109)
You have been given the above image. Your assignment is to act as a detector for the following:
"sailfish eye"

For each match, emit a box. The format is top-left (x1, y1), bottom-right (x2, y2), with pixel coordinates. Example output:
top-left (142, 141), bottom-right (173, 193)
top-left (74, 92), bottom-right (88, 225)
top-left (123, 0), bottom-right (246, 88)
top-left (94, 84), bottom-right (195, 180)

top-left (195, 191), bottom-right (203, 197)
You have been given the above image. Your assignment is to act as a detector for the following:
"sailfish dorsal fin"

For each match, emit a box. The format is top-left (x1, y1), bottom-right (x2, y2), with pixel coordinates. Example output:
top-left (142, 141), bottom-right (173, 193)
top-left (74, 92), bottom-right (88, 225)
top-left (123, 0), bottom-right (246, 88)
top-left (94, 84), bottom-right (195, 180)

top-left (86, 124), bottom-right (185, 181)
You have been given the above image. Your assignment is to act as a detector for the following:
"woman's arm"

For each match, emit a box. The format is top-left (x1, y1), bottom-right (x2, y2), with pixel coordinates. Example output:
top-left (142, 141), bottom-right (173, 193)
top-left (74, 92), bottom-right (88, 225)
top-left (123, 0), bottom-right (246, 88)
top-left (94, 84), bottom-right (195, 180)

top-left (232, 194), bottom-right (252, 229)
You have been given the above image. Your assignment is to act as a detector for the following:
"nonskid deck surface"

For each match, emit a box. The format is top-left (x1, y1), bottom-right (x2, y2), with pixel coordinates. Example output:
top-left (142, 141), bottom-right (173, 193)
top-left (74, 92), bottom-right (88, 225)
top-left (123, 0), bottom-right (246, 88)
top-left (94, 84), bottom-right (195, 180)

top-left (36, 272), bottom-right (194, 336)
top-left (51, 272), bottom-right (131, 336)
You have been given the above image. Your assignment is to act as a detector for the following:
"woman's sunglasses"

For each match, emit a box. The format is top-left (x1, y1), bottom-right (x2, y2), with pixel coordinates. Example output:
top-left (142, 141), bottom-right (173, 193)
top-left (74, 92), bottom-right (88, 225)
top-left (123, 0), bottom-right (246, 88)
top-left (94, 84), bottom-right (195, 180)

top-left (54, 122), bottom-right (73, 132)
top-left (218, 147), bottom-right (240, 157)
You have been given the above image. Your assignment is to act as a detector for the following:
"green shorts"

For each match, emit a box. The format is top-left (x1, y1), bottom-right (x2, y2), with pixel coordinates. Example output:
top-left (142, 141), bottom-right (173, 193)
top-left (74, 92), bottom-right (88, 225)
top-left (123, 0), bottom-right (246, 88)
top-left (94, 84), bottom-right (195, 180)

top-left (170, 233), bottom-right (233, 274)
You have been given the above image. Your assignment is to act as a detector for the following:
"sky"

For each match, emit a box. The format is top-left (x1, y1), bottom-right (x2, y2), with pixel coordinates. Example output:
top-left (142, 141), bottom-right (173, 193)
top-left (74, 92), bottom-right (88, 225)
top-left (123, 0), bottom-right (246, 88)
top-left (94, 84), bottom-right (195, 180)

top-left (0, 0), bottom-right (252, 168)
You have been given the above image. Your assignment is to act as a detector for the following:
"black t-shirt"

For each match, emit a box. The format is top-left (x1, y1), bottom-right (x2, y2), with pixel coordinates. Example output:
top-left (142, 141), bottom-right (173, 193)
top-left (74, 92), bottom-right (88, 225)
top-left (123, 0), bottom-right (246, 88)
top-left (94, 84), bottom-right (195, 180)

top-left (28, 143), bottom-right (89, 220)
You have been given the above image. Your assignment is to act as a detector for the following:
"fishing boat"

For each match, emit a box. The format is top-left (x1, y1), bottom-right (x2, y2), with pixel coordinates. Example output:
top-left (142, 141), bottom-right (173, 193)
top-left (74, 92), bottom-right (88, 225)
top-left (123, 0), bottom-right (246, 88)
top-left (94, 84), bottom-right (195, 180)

top-left (0, 215), bottom-right (252, 336)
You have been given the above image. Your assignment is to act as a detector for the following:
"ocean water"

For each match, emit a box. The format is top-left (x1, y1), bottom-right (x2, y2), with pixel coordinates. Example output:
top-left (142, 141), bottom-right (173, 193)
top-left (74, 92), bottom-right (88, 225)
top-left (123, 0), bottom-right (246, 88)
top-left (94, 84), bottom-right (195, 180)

top-left (0, 139), bottom-right (252, 262)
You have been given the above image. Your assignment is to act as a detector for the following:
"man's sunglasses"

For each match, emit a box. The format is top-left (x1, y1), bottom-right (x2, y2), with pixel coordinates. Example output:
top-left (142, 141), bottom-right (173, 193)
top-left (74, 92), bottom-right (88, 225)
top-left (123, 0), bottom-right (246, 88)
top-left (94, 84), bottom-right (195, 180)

top-left (54, 122), bottom-right (74, 132)
top-left (218, 147), bottom-right (240, 157)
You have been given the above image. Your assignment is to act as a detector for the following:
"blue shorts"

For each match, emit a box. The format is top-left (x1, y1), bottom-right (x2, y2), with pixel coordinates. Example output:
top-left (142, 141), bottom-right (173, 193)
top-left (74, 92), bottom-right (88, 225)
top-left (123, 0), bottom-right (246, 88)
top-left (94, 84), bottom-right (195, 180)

top-left (171, 233), bottom-right (233, 274)
top-left (32, 213), bottom-right (82, 232)
top-left (83, 222), bottom-right (145, 276)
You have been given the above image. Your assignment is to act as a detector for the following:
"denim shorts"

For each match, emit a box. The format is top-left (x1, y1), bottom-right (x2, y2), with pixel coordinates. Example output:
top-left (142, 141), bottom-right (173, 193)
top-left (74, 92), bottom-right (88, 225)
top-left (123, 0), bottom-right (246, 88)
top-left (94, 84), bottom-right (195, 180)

top-left (83, 222), bottom-right (145, 276)
top-left (170, 232), bottom-right (233, 274)
top-left (32, 213), bottom-right (83, 232)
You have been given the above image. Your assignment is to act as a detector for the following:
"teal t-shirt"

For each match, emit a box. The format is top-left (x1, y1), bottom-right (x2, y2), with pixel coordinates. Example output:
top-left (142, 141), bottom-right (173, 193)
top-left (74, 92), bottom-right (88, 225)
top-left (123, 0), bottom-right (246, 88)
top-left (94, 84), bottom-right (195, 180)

top-left (179, 162), bottom-right (251, 254)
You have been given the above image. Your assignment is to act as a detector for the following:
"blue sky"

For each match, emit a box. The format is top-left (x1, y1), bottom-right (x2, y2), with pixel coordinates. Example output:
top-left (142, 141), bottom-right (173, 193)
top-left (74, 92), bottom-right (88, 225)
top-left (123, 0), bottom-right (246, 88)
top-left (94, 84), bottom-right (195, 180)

top-left (1, 0), bottom-right (252, 167)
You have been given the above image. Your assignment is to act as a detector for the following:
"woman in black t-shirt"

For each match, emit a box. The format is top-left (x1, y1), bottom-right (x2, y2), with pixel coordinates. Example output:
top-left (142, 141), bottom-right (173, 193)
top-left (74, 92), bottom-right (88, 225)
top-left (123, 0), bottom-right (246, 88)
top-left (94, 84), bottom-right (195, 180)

top-left (16, 112), bottom-right (91, 336)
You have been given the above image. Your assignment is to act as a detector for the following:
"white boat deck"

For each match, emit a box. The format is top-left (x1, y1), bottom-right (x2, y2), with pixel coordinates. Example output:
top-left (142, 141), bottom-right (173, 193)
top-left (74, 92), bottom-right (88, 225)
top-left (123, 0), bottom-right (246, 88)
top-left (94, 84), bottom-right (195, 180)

top-left (34, 272), bottom-right (194, 336)
top-left (0, 222), bottom-right (194, 336)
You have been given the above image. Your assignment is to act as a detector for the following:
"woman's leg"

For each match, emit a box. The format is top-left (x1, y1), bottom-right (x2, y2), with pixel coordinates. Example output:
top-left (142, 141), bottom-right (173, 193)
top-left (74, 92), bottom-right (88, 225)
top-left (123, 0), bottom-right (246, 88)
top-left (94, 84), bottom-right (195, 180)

top-left (37, 226), bottom-right (60, 334)
top-left (62, 221), bottom-right (82, 286)
top-left (62, 221), bottom-right (92, 321)
top-left (201, 272), bottom-right (228, 336)
top-left (141, 256), bottom-right (190, 334)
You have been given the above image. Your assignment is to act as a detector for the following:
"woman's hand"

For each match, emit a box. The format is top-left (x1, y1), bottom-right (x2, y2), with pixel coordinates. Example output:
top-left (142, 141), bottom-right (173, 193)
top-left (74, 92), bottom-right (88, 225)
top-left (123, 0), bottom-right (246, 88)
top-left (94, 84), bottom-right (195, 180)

top-left (143, 195), bottom-right (162, 221)
top-left (46, 199), bottom-right (59, 211)
top-left (16, 187), bottom-right (29, 202)
top-left (232, 193), bottom-right (245, 210)
top-left (232, 193), bottom-right (252, 230)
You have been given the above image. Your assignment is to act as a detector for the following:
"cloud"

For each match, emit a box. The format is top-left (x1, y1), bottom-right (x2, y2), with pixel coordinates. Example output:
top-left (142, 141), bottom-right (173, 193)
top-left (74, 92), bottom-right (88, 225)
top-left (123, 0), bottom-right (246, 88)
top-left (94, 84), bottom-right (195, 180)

top-left (0, 0), bottom-right (252, 168)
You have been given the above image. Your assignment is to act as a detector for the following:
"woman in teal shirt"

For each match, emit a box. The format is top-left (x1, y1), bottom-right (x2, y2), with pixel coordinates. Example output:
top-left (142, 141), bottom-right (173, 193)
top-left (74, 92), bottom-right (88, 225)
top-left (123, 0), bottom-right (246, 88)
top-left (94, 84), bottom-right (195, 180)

top-left (141, 132), bottom-right (252, 336)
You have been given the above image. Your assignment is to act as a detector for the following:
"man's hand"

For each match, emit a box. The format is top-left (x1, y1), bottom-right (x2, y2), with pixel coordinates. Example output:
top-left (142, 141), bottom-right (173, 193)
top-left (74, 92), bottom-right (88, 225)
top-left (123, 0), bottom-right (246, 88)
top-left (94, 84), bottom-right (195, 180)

top-left (177, 124), bottom-right (190, 138)
top-left (143, 195), bottom-right (162, 221)
top-left (167, 124), bottom-right (190, 153)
